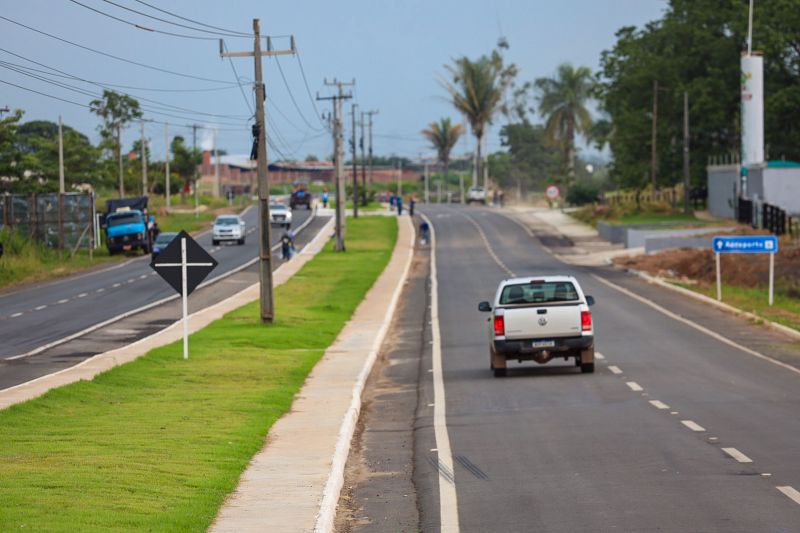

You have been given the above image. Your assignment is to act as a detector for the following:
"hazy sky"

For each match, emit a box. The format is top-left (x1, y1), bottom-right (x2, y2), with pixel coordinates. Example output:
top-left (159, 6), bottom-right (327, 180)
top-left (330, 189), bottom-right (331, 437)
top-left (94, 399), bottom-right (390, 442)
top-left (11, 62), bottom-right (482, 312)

top-left (2, 0), bottom-right (666, 161)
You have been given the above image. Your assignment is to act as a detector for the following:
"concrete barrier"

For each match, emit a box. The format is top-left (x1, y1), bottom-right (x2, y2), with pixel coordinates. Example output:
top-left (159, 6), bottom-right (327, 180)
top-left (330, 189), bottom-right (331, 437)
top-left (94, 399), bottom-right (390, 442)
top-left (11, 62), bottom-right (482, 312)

top-left (627, 226), bottom-right (734, 249)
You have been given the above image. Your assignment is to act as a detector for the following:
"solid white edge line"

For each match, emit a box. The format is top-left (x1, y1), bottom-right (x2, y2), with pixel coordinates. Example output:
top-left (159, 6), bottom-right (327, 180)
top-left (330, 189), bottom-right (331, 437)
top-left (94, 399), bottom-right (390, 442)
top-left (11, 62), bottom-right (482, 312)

top-left (3, 210), bottom-right (319, 361)
top-left (649, 400), bottom-right (670, 410)
top-left (721, 447), bottom-right (753, 463)
top-left (626, 381), bottom-right (643, 391)
top-left (421, 212), bottom-right (460, 533)
top-left (608, 365), bottom-right (623, 374)
top-left (681, 420), bottom-right (706, 432)
top-left (777, 486), bottom-right (800, 506)
top-left (460, 211), bottom-right (515, 278)
top-left (591, 274), bottom-right (800, 378)
top-left (313, 215), bottom-right (415, 533)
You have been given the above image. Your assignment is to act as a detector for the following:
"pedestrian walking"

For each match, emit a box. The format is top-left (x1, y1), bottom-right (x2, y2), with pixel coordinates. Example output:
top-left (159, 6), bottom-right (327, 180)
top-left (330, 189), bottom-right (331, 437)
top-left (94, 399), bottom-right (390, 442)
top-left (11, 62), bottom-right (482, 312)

top-left (409, 196), bottom-right (416, 216)
top-left (389, 193), bottom-right (396, 209)
top-left (280, 229), bottom-right (295, 261)
top-left (396, 195), bottom-right (403, 215)
top-left (322, 187), bottom-right (329, 209)
top-left (420, 220), bottom-right (430, 245)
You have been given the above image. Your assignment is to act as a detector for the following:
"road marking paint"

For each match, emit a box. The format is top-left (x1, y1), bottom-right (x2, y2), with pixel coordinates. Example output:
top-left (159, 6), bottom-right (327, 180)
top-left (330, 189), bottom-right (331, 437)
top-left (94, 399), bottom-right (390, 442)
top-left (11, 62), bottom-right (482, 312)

top-left (626, 381), bottom-right (643, 391)
top-left (77, 293), bottom-right (87, 298)
top-left (591, 274), bottom-right (800, 378)
top-left (96, 288), bottom-right (104, 293)
top-left (10, 312), bottom-right (23, 318)
top-left (649, 400), bottom-right (670, 409)
top-left (57, 299), bottom-right (69, 304)
top-left (421, 212), bottom-right (460, 532)
top-left (777, 486), bottom-right (800, 506)
top-left (34, 305), bottom-right (47, 311)
top-left (460, 212), bottom-right (515, 278)
top-left (722, 447), bottom-right (753, 463)
top-left (428, 403), bottom-right (435, 407)
top-left (127, 278), bottom-right (135, 283)
top-left (112, 283), bottom-right (121, 288)
top-left (139, 274), bottom-right (147, 279)
top-left (430, 448), bottom-right (438, 452)
top-left (762, 473), bottom-right (772, 477)
top-left (681, 420), bottom-right (706, 432)
top-left (595, 352), bottom-right (605, 360)
top-left (708, 437), bottom-right (719, 441)
top-left (670, 411), bottom-right (679, 415)
top-left (608, 365), bottom-right (623, 374)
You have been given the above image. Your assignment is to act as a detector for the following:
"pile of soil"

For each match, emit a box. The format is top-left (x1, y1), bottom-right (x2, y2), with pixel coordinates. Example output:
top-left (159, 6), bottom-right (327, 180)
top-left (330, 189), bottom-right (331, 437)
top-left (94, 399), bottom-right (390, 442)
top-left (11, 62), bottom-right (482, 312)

top-left (615, 238), bottom-right (800, 296)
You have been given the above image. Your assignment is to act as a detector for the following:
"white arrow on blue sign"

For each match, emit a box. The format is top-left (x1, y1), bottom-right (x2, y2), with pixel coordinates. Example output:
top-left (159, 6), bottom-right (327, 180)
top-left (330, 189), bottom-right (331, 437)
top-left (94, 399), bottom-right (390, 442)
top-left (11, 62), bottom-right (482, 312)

top-left (712, 235), bottom-right (779, 254)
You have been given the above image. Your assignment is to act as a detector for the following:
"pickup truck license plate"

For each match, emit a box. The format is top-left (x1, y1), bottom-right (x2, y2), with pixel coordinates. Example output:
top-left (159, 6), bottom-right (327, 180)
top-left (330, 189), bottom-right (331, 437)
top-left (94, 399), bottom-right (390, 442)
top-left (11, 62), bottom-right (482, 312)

top-left (532, 340), bottom-right (556, 349)
top-left (123, 245), bottom-right (132, 251)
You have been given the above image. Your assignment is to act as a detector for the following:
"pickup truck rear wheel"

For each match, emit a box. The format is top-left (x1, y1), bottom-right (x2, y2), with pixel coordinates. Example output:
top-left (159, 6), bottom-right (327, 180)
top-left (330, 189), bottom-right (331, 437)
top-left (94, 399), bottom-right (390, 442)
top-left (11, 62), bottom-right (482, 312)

top-left (581, 362), bottom-right (595, 374)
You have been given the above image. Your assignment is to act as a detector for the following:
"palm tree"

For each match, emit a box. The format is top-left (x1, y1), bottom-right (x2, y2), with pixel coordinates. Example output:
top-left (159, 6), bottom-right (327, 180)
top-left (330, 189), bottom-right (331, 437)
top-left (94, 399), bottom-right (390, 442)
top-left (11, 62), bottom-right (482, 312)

top-left (534, 63), bottom-right (595, 183)
top-left (422, 118), bottom-right (463, 196)
top-left (443, 52), bottom-right (514, 186)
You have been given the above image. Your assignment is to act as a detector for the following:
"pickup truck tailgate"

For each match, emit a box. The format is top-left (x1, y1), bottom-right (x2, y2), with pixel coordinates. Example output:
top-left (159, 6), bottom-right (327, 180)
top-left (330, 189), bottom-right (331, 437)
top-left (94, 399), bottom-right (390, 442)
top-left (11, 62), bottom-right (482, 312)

top-left (503, 305), bottom-right (581, 339)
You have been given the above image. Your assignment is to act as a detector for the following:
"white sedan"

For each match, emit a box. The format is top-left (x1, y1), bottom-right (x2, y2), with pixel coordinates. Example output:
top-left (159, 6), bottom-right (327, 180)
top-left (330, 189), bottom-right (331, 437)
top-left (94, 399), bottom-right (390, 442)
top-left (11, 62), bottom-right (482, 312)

top-left (269, 204), bottom-right (293, 228)
top-left (212, 215), bottom-right (246, 245)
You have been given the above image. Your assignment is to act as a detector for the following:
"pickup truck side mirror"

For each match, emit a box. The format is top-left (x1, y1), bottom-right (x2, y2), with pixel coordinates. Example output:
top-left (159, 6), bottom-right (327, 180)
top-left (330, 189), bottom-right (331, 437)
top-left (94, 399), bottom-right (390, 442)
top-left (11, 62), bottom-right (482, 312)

top-left (478, 301), bottom-right (492, 312)
top-left (586, 295), bottom-right (595, 306)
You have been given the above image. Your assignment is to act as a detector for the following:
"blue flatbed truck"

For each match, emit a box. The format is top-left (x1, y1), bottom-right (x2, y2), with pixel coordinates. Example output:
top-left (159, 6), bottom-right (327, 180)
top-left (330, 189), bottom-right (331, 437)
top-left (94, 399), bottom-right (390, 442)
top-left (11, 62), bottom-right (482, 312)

top-left (103, 196), bottom-right (155, 255)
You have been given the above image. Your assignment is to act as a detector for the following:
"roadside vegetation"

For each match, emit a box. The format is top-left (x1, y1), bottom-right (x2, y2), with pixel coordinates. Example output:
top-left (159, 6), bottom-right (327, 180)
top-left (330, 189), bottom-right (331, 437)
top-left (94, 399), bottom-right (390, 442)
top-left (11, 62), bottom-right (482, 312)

top-left (0, 216), bottom-right (397, 532)
top-left (571, 200), bottom-right (706, 228)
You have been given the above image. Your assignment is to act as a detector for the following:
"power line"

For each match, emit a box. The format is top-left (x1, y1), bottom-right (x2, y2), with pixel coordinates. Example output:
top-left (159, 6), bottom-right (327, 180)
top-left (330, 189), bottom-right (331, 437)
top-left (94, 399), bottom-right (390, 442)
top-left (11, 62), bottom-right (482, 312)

top-left (221, 40), bottom-right (254, 117)
top-left (131, 0), bottom-right (252, 37)
top-left (100, 0), bottom-right (251, 38)
top-left (0, 15), bottom-right (237, 84)
top-left (273, 56), bottom-right (324, 132)
top-left (68, 0), bottom-right (218, 41)
top-left (294, 48), bottom-right (327, 130)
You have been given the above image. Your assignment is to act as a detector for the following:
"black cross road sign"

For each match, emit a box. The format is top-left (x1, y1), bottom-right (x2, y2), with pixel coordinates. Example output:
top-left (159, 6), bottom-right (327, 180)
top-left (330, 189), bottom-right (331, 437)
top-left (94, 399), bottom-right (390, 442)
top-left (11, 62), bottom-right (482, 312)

top-left (150, 230), bottom-right (217, 296)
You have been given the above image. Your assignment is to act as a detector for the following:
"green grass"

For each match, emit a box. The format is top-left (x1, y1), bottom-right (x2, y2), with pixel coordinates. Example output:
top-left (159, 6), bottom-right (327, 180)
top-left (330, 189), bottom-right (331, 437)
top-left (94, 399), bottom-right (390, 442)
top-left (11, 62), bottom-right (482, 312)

top-left (0, 216), bottom-right (397, 532)
top-left (674, 281), bottom-right (800, 332)
top-left (156, 210), bottom-right (219, 234)
top-left (330, 200), bottom-right (385, 211)
top-left (617, 212), bottom-right (703, 225)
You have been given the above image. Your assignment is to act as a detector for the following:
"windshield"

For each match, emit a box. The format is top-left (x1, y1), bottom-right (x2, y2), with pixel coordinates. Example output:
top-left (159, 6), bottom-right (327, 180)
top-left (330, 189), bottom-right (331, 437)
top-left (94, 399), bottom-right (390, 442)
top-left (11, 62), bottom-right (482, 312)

top-left (499, 281), bottom-right (579, 305)
top-left (155, 233), bottom-right (178, 245)
top-left (107, 213), bottom-right (141, 227)
top-left (271, 205), bottom-right (288, 211)
top-left (215, 217), bottom-right (240, 226)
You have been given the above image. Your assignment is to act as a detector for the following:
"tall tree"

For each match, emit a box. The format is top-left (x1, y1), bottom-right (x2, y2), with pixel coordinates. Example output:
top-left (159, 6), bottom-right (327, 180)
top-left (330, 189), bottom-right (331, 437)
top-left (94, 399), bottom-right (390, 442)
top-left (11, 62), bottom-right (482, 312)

top-left (89, 90), bottom-right (142, 198)
top-left (442, 44), bottom-right (516, 185)
top-left (0, 109), bottom-right (24, 192)
top-left (534, 63), bottom-right (596, 183)
top-left (421, 117), bottom-right (463, 188)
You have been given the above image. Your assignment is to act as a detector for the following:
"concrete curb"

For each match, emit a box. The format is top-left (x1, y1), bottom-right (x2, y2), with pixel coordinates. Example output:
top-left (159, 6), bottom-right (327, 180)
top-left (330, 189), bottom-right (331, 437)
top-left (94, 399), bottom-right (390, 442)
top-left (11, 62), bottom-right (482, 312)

top-left (627, 268), bottom-right (800, 342)
top-left (209, 216), bottom-right (415, 533)
top-left (0, 216), bottom-right (335, 411)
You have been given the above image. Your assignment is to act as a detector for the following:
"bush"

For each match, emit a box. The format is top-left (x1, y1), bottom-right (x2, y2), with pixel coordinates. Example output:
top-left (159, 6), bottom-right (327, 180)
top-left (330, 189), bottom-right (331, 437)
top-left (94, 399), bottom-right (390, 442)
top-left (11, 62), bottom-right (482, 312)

top-left (566, 182), bottom-right (601, 206)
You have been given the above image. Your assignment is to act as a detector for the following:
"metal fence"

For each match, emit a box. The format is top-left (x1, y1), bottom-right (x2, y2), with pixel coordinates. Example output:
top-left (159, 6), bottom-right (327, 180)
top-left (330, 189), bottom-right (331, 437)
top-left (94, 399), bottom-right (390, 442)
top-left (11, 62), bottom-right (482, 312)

top-left (0, 192), bottom-right (96, 250)
top-left (736, 196), bottom-right (796, 238)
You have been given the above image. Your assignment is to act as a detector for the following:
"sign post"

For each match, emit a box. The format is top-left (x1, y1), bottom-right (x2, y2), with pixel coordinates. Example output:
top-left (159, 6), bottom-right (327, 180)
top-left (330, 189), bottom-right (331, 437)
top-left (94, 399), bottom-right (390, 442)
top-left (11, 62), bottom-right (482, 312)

top-left (151, 230), bottom-right (218, 359)
top-left (711, 235), bottom-right (778, 306)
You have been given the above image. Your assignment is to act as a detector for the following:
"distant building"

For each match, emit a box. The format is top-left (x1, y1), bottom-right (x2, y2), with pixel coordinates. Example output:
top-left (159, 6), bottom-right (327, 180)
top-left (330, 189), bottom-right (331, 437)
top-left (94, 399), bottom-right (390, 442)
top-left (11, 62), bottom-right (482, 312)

top-left (707, 160), bottom-right (800, 218)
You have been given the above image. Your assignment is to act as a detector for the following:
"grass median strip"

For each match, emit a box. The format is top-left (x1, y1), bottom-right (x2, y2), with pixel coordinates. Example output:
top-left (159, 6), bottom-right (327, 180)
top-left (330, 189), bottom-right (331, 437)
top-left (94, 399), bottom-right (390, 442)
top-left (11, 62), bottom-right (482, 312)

top-left (0, 216), bottom-right (397, 532)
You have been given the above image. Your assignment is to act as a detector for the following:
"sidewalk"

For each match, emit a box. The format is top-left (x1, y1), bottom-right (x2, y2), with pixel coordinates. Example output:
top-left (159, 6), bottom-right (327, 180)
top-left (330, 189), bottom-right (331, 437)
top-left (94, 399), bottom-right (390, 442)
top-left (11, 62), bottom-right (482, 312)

top-left (0, 218), bottom-right (335, 411)
top-left (210, 215), bottom-right (415, 533)
top-left (506, 206), bottom-right (643, 266)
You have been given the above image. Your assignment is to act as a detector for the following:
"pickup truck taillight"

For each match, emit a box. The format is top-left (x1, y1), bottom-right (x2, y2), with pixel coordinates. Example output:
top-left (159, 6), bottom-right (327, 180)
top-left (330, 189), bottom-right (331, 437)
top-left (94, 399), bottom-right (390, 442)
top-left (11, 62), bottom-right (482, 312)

top-left (581, 310), bottom-right (592, 332)
top-left (493, 315), bottom-right (505, 336)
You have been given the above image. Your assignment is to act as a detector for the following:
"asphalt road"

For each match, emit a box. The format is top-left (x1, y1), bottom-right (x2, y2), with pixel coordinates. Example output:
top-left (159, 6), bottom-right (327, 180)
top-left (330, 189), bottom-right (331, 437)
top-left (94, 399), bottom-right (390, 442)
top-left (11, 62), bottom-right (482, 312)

top-left (410, 204), bottom-right (800, 532)
top-left (0, 205), bottom-right (313, 359)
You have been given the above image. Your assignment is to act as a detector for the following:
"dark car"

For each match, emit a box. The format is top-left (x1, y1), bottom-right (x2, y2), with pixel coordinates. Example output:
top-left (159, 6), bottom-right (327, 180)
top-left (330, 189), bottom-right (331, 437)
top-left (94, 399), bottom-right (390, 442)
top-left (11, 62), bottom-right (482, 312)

top-left (151, 232), bottom-right (179, 259)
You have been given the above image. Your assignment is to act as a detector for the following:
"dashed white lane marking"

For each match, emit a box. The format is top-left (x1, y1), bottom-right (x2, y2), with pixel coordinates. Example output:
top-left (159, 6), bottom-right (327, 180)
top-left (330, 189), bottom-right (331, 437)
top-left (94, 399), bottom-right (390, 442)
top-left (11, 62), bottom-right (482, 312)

top-left (722, 447), bottom-right (753, 463)
top-left (96, 288), bottom-right (104, 293)
top-left (112, 283), bottom-right (121, 288)
top-left (34, 305), bottom-right (47, 311)
top-left (608, 365), bottom-right (623, 374)
top-left (649, 400), bottom-right (670, 410)
top-left (626, 381), bottom-right (643, 391)
top-left (77, 293), bottom-right (87, 298)
top-left (139, 274), bottom-right (148, 279)
top-left (777, 486), bottom-right (800, 506)
top-left (57, 299), bottom-right (69, 304)
top-left (126, 278), bottom-right (135, 283)
top-left (595, 352), bottom-right (605, 360)
top-left (681, 420), bottom-right (706, 432)
top-left (10, 312), bottom-right (23, 318)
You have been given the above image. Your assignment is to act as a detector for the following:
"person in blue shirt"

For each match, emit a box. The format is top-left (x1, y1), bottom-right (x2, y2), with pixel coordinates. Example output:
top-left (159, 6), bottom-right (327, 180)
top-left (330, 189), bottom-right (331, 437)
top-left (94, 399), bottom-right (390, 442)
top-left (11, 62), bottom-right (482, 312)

top-left (396, 195), bottom-right (403, 215)
top-left (321, 187), bottom-right (329, 208)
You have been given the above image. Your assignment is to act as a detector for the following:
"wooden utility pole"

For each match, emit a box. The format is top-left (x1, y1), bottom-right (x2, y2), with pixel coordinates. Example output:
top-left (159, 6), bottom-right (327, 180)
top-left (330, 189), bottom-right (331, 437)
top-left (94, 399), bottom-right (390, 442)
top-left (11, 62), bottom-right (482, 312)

top-left (117, 124), bottom-right (124, 198)
top-left (213, 128), bottom-right (220, 198)
top-left (318, 79), bottom-right (354, 251)
top-left (350, 103), bottom-right (359, 218)
top-left (359, 111), bottom-right (367, 207)
top-left (140, 120), bottom-right (148, 195)
top-left (165, 122), bottom-right (171, 208)
top-left (58, 116), bottom-right (65, 194)
top-left (651, 80), bottom-right (659, 191)
top-left (683, 91), bottom-right (691, 215)
top-left (221, 19), bottom-right (295, 323)
top-left (192, 124), bottom-right (199, 217)
top-left (365, 110), bottom-right (378, 193)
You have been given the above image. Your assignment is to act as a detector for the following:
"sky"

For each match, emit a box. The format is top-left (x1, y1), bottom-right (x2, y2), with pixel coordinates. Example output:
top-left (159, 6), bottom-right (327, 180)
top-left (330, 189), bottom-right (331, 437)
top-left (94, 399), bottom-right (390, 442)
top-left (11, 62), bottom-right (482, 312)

top-left (1, 0), bottom-right (667, 162)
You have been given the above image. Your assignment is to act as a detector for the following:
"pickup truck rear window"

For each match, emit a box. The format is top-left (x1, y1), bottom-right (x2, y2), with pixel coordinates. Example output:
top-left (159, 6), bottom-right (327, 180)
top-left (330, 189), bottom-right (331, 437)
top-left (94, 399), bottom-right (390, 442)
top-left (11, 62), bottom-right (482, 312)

top-left (499, 281), bottom-right (579, 305)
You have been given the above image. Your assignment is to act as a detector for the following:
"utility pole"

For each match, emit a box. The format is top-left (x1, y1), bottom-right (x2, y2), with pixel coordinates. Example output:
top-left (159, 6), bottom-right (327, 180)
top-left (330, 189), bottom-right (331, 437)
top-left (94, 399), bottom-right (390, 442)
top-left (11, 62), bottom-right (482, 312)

top-left (164, 123), bottom-right (171, 208)
top-left (423, 158), bottom-right (430, 203)
top-left (359, 111), bottom-right (366, 207)
top-left (350, 103), bottom-right (358, 218)
top-left (398, 160), bottom-right (403, 199)
top-left (141, 120), bottom-right (148, 195)
top-left (651, 80), bottom-right (659, 191)
top-left (117, 124), bottom-right (124, 198)
top-left (683, 91), bottom-right (691, 215)
top-left (221, 19), bottom-right (296, 323)
top-left (318, 78), bottom-right (354, 251)
top-left (213, 128), bottom-right (220, 198)
top-left (365, 110), bottom-right (378, 193)
top-left (58, 116), bottom-right (65, 194)
top-left (0, 106), bottom-right (10, 118)
top-left (192, 124), bottom-right (199, 217)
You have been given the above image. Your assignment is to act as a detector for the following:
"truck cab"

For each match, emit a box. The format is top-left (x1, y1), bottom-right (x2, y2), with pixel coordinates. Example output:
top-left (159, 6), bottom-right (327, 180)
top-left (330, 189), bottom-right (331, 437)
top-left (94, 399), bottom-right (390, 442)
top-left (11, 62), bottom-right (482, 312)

top-left (478, 276), bottom-right (596, 377)
top-left (104, 196), bottom-right (153, 255)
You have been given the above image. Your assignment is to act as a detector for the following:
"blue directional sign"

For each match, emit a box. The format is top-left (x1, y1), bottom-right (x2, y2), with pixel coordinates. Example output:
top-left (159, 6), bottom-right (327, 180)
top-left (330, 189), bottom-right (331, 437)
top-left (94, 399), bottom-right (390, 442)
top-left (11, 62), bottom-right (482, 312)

top-left (712, 235), bottom-right (779, 254)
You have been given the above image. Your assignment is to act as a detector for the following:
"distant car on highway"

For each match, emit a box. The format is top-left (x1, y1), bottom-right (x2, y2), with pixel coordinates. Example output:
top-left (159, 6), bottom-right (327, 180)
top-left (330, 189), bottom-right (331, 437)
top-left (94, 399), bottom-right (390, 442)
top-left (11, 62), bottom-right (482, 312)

top-left (212, 215), bottom-right (246, 246)
top-left (466, 186), bottom-right (486, 205)
top-left (269, 204), bottom-right (293, 228)
top-left (478, 275), bottom-right (596, 377)
top-left (150, 232), bottom-right (178, 260)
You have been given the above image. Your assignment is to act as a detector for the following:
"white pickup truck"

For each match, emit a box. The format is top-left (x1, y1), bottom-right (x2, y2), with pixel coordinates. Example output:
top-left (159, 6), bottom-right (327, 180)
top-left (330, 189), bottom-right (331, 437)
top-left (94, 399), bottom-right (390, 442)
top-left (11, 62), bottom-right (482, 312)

top-left (478, 276), bottom-right (596, 377)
